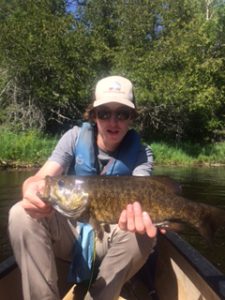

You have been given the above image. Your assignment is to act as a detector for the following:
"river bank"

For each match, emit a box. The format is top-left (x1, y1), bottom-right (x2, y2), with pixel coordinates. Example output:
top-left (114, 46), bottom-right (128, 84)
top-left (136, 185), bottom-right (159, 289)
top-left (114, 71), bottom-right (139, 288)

top-left (1, 160), bottom-right (225, 170)
top-left (0, 130), bottom-right (225, 168)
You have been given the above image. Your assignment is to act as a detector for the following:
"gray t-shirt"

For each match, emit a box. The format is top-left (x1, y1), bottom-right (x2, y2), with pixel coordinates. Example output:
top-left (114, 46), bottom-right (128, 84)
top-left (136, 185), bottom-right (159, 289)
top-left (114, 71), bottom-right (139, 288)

top-left (48, 126), bottom-right (153, 176)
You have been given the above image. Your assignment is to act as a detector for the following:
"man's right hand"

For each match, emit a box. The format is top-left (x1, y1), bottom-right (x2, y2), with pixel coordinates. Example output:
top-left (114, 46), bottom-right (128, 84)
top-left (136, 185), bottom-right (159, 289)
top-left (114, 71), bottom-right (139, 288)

top-left (20, 161), bottom-right (64, 218)
top-left (22, 179), bottom-right (53, 218)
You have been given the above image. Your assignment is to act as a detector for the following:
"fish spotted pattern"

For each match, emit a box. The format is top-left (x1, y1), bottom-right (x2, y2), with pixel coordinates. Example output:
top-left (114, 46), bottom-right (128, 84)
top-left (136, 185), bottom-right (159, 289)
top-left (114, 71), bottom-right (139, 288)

top-left (40, 175), bottom-right (225, 241)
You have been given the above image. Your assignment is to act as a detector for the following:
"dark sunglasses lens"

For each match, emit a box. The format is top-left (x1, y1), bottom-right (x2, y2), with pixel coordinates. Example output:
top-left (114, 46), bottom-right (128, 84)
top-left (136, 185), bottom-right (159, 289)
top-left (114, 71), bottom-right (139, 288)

top-left (96, 109), bottom-right (131, 120)
top-left (96, 110), bottom-right (111, 120)
top-left (116, 110), bottom-right (131, 120)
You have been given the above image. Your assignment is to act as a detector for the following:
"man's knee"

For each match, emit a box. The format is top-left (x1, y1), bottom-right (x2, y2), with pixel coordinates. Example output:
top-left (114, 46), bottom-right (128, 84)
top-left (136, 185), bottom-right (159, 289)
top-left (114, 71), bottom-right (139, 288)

top-left (8, 202), bottom-right (41, 242)
top-left (9, 202), bottom-right (27, 230)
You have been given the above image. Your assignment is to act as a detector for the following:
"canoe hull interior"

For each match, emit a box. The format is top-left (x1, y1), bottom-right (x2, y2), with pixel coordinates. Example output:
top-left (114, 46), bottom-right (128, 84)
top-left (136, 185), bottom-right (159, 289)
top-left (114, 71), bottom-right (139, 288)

top-left (1, 233), bottom-right (225, 300)
top-left (0, 261), bottom-right (22, 300)
top-left (155, 233), bottom-right (225, 300)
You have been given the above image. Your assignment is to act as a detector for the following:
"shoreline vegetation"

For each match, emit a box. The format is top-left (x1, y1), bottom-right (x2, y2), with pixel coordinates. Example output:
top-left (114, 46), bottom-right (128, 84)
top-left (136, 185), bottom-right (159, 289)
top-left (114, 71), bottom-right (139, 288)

top-left (0, 130), bottom-right (225, 169)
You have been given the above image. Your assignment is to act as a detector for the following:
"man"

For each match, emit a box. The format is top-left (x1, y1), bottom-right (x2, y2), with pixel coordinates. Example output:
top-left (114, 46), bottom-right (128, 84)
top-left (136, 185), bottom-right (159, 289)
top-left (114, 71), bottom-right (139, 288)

top-left (8, 75), bottom-right (157, 300)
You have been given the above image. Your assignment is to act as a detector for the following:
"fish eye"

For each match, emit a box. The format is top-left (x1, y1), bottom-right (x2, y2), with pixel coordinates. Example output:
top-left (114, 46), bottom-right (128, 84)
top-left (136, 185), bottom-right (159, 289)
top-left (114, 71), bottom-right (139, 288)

top-left (58, 179), bottom-right (65, 188)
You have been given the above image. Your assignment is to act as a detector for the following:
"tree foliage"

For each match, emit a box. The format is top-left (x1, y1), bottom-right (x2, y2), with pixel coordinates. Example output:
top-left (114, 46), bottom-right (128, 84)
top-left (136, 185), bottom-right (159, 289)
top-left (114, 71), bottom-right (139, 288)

top-left (0, 0), bottom-right (101, 132)
top-left (0, 0), bottom-right (224, 142)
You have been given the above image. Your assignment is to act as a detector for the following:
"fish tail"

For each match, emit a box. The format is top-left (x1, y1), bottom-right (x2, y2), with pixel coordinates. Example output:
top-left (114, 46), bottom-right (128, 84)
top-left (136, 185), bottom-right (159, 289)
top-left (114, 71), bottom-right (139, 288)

top-left (197, 205), bottom-right (225, 242)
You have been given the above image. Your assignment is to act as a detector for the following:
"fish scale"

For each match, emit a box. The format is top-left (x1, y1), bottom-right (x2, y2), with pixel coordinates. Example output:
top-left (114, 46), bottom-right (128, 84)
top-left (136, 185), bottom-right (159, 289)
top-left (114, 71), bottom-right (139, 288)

top-left (40, 175), bottom-right (225, 241)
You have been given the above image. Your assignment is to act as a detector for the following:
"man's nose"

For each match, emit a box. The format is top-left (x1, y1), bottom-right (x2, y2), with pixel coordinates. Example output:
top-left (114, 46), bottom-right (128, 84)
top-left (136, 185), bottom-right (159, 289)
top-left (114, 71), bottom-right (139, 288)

top-left (108, 113), bottom-right (119, 123)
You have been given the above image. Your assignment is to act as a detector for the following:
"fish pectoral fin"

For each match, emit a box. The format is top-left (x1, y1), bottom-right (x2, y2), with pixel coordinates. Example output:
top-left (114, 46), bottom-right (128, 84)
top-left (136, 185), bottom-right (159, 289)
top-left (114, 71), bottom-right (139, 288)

top-left (89, 216), bottom-right (104, 241)
top-left (101, 223), bottom-right (111, 233)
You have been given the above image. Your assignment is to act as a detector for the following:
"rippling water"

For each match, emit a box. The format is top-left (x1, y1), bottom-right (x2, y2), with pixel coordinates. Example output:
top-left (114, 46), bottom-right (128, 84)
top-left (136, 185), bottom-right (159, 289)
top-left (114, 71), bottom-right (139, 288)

top-left (0, 166), bottom-right (225, 272)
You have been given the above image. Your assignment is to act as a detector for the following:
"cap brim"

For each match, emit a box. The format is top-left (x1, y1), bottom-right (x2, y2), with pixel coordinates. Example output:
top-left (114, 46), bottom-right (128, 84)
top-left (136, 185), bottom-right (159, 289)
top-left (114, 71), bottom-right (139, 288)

top-left (93, 98), bottom-right (135, 109)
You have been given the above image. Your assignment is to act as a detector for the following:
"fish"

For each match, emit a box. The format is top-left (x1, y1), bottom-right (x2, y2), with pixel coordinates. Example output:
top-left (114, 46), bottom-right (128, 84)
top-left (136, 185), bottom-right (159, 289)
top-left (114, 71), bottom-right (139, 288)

top-left (39, 175), bottom-right (225, 241)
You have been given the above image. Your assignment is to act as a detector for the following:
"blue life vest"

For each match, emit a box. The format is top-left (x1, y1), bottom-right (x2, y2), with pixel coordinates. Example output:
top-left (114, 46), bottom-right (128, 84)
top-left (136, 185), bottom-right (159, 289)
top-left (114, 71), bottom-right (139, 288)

top-left (68, 222), bottom-right (95, 283)
top-left (68, 122), bottom-right (142, 283)
top-left (74, 122), bottom-right (142, 176)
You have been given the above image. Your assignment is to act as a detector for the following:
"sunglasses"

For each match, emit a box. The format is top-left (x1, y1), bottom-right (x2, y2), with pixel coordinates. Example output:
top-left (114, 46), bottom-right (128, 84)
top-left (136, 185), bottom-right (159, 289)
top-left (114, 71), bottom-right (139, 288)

top-left (95, 108), bottom-right (132, 121)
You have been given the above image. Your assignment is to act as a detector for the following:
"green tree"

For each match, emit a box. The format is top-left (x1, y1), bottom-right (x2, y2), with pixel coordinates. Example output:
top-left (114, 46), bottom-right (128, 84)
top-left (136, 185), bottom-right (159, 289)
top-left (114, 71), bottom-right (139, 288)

top-left (0, 0), bottom-right (224, 142)
top-left (0, 0), bottom-right (101, 132)
top-left (106, 0), bottom-right (225, 142)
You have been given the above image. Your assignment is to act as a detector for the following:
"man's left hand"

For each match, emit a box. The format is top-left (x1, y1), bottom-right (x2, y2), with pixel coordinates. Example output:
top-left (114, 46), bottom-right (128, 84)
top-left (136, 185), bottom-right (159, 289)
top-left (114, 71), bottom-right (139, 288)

top-left (118, 201), bottom-right (157, 238)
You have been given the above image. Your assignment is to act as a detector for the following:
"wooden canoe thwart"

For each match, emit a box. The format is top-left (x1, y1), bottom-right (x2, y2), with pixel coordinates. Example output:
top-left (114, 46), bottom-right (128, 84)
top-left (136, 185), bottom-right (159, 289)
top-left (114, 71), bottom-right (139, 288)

top-left (1, 232), bottom-right (225, 300)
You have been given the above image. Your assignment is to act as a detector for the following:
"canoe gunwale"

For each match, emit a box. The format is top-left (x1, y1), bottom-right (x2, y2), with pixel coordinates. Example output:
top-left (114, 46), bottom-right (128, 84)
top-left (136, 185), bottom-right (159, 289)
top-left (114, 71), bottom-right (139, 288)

top-left (0, 256), bottom-right (16, 279)
top-left (161, 232), bottom-right (225, 299)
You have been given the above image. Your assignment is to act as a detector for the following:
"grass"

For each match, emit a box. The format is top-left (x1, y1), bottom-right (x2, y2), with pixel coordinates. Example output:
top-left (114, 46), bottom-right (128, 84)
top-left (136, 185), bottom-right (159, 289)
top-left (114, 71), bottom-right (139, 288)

top-left (0, 129), bottom-right (58, 167)
top-left (0, 129), bottom-right (225, 167)
top-left (151, 141), bottom-right (225, 166)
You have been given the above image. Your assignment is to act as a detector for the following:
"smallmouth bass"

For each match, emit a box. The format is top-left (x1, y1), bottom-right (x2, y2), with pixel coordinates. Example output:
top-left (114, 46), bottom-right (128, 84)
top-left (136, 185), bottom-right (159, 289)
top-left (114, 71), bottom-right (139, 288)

top-left (40, 175), bottom-right (225, 241)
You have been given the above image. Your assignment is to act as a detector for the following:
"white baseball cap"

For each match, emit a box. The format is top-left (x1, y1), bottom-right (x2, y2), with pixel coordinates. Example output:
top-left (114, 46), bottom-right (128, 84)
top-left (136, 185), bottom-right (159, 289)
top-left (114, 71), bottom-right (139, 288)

top-left (93, 76), bottom-right (135, 109)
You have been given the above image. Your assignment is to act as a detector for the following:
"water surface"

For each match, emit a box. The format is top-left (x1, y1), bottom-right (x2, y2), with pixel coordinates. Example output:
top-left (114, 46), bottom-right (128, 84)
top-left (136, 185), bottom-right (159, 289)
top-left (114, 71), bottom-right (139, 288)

top-left (0, 169), bottom-right (36, 262)
top-left (153, 166), bottom-right (225, 273)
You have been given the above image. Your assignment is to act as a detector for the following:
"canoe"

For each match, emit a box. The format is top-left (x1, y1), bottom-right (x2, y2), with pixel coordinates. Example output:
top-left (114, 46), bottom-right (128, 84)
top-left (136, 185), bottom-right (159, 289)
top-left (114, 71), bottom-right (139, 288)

top-left (1, 232), bottom-right (225, 300)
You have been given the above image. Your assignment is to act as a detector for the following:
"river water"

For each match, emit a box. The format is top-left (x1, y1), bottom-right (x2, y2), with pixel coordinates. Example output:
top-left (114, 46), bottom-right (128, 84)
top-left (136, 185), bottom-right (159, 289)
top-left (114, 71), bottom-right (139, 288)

top-left (0, 166), bottom-right (225, 272)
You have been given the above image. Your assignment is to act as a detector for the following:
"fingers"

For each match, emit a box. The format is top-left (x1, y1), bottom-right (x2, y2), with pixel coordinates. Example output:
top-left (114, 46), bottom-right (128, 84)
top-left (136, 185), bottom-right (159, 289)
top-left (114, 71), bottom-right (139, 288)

top-left (22, 197), bottom-right (53, 217)
top-left (22, 179), bottom-right (53, 218)
top-left (22, 193), bottom-right (46, 209)
top-left (142, 211), bottom-right (157, 238)
top-left (127, 202), bottom-right (145, 234)
top-left (22, 197), bottom-right (52, 212)
top-left (159, 228), bottom-right (167, 234)
top-left (118, 209), bottom-right (127, 231)
top-left (126, 204), bottom-right (135, 232)
top-left (118, 201), bottom-right (157, 238)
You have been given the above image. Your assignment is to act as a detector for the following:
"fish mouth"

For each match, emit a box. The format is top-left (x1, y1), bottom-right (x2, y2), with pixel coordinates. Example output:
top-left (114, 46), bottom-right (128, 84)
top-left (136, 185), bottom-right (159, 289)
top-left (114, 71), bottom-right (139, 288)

top-left (50, 196), bottom-right (89, 219)
top-left (44, 178), bottom-right (90, 219)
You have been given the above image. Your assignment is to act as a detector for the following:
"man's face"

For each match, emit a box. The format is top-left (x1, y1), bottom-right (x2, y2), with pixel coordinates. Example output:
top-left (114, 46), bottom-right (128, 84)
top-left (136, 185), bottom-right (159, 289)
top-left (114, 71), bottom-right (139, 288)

top-left (94, 103), bottom-right (133, 152)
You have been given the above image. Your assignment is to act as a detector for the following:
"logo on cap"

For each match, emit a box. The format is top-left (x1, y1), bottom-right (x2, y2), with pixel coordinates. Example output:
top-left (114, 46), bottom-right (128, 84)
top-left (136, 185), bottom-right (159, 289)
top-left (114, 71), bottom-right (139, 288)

top-left (108, 81), bottom-right (121, 92)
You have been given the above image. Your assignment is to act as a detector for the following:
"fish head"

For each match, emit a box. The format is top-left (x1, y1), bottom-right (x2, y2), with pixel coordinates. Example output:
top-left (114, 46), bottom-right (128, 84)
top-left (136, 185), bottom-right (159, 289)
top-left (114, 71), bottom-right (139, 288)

top-left (41, 176), bottom-right (89, 219)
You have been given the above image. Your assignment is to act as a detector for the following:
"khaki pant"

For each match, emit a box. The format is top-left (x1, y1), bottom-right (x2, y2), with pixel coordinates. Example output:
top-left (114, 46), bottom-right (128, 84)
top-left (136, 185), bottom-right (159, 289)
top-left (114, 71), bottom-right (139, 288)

top-left (8, 202), bottom-right (156, 300)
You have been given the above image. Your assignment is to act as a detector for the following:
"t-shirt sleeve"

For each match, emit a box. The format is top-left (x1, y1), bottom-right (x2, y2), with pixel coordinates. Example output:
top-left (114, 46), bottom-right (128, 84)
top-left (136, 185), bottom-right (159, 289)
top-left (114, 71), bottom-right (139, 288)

top-left (132, 144), bottom-right (154, 176)
top-left (48, 126), bottom-right (80, 171)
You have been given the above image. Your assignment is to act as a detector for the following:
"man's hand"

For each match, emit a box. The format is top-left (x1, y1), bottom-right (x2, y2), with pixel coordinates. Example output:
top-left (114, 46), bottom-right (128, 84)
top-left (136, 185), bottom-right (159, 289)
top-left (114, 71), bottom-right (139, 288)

top-left (20, 161), bottom-right (64, 218)
top-left (22, 179), bottom-right (53, 218)
top-left (118, 201), bottom-right (157, 238)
